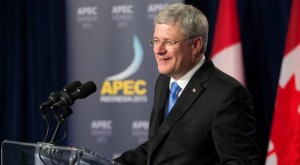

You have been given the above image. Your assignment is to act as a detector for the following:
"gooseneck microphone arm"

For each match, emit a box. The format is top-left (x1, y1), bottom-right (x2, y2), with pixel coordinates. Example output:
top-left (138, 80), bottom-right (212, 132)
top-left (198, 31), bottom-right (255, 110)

top-left (49, 106), bottom-right (73, 144)
top-left (49, 118), bottom-right (65, 144)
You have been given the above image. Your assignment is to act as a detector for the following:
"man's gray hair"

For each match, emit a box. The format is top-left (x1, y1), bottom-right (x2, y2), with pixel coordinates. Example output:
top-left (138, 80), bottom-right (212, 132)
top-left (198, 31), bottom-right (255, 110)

top-left (155, 3), bottom-right (209, 54)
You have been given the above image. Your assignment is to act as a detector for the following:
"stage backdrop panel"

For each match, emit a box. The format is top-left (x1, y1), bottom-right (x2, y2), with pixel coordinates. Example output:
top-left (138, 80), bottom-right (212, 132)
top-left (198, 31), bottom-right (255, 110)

top-left (66, 0), bottom-right (182, 160)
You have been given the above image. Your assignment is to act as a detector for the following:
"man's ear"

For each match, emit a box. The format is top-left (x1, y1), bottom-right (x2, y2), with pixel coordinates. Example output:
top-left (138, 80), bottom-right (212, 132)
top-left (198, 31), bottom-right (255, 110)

top-left (192, 37), bottom-right (203, 55)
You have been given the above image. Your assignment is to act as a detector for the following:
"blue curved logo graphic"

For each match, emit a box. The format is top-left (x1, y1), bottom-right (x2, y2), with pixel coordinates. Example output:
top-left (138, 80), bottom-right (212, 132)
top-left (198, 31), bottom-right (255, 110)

top-left (105, 35), bottom-right (143, 80)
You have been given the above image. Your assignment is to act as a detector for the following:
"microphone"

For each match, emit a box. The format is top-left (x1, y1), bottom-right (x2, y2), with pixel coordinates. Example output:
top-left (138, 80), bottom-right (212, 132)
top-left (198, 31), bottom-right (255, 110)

top-left (50, 81), bottom-right (97, 110)
top-left (39, 80), bottom-right (82, 142)
top-left (39, 81), bottom-right (82, 111)
top-left (49, 81), bottom-right (96, 144)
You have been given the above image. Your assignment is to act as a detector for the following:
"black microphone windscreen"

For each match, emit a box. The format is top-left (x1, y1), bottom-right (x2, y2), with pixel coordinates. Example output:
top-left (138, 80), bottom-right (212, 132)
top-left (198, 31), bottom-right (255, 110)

top-left (77, 81), bottom-right (97, 99)
top-left (62, 81), bottom-right (82, 93)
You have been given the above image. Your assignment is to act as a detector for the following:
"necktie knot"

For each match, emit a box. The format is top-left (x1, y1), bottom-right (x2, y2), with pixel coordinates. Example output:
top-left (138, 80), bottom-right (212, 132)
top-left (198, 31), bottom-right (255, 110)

top-left (167, 82), bottom-right (181, 116)
top-left (170, 82), bottom-right (181, 95)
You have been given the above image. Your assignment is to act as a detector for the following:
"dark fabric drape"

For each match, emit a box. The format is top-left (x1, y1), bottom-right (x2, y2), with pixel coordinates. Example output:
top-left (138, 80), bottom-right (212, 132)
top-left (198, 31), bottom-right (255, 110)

top-left (185, 0), bottom-right (291, 164)
top-left (0, 0), bottom-right (67, 143)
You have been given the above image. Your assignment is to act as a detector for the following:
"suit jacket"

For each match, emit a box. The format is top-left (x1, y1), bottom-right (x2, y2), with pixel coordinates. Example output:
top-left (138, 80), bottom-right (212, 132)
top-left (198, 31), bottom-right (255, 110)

top-left (114, 59), bottom-right (259, 165)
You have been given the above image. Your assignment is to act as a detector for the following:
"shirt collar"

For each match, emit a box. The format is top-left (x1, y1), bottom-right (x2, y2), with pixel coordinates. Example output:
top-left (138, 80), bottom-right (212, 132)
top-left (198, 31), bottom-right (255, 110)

top-left (170, 55), bottom-right (206, 96)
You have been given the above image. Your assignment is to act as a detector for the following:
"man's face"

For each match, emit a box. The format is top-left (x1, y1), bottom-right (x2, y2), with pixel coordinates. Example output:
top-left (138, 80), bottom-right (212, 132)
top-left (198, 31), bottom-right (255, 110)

top-left (152, 23), bottom-right (196, 80)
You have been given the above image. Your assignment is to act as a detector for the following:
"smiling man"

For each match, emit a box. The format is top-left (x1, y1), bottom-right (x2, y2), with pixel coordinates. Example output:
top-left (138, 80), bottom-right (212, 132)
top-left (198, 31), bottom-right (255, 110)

top-left (114, 3), bottom-right (259, 165)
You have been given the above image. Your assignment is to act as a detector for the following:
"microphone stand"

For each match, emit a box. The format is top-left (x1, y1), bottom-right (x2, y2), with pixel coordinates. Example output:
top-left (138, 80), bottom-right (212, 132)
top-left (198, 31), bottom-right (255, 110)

top-left (49, 106), bottom-right (73, 144)
top-left (39, 105), bottom-right (50, 142)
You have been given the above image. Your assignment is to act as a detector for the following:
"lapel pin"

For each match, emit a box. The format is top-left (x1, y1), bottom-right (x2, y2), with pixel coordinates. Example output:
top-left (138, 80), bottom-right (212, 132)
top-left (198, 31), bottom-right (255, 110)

top-left (192, 88), bottom-right (196, 93)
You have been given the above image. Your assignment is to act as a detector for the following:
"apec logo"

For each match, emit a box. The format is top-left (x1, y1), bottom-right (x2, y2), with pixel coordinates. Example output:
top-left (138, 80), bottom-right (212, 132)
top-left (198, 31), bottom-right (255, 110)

top-left (132, 120), bottom-right (149, 130)
top-left (131, 120), bottom-right (149, 143)
top-left (91, 120), bottom-right (113, 130)
top-left (111, 4), bottom-right (134, 27)
top-left (76, 6), bottom-right (98, 29)
top-left (112, 5), bottom-right (133, 14)
top-left (147, 3), bottom-right (168, 13)
top-left (147, 3), bottom-right (169, 19)
top-left (77, 6), bottom-right (98, 16)
top-left (101, 80), bottom-right (146, 95)
top-left (90, 120), bottom-right (113, 143)
top-left (100, 35), bottom-right (148, 103)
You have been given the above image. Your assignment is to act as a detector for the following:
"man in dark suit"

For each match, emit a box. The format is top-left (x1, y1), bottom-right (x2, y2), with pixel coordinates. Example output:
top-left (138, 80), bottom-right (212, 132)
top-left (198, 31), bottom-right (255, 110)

top-left (114, 3), bottom-right (259, 165)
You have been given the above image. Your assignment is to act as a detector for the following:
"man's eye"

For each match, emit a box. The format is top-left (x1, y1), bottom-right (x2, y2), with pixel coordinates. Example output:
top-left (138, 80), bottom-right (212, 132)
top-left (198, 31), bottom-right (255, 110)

top-left (165, 40), bottom-right (174, 46)
top-left (153, 39), bottom-right (160, 44)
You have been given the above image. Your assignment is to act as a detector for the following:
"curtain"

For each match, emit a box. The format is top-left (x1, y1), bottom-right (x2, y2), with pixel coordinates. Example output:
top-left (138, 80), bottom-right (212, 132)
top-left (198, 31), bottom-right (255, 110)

top-left (0, 0), bottom-right (67, 143)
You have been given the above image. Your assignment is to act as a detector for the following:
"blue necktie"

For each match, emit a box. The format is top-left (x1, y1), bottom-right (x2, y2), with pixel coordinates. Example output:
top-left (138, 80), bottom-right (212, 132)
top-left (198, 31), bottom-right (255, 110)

top-left (167, 82), bottom-right (181, 116)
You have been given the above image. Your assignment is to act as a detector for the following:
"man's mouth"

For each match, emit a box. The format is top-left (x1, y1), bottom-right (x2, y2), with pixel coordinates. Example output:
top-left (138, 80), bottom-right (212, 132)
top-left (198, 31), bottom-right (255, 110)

top-left (159, 57), bottom-right (171, 62)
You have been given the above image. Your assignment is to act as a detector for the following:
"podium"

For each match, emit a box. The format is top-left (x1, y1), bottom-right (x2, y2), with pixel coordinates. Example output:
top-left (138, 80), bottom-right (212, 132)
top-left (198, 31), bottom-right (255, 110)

top-left (1, 140), bottom-right (115, 165)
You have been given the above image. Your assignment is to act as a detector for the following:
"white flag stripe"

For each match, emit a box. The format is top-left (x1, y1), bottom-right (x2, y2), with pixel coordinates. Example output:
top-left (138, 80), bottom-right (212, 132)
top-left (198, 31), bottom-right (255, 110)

top-left (212, 42), bottom-right (245, 85)
top-left (265, 141), bottom-right (278, 165)
top-left (279, 45), bottom-right (300, 90)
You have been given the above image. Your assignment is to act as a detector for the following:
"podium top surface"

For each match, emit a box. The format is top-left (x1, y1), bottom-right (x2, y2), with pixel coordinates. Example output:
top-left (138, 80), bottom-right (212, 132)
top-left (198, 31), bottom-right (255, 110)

top-left (1, 140), bottom-right (114, 165)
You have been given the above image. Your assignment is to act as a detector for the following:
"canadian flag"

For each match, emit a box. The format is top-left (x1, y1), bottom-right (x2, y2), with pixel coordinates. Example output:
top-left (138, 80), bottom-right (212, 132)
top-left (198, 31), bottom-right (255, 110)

top-left (211, 0), bottom-right (245, 85)
top-left (265, 0), bottom-right (300, 164)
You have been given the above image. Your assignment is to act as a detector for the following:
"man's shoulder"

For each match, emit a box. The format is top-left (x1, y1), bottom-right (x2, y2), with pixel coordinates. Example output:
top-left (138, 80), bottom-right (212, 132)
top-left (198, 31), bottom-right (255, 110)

top-left (211, 67), bottom-right (243, 86)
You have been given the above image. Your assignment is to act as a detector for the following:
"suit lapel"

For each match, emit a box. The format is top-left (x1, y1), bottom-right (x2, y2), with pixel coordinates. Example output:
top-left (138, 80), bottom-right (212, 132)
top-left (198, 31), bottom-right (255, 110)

top-left (152, 76), bottom-right (169, 133)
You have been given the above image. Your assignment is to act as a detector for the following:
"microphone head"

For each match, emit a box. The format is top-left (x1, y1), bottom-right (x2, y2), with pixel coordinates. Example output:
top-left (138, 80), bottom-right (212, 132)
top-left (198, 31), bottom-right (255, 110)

top-left (63, 81), bottom-right (82, 93)
top-left (50, 81), bottom-right (97, 110)
top-left (76, 81), bottom-right (97, 99)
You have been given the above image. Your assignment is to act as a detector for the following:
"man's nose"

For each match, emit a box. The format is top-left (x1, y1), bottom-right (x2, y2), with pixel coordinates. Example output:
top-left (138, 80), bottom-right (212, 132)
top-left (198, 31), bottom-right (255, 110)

top-left (154, 43), bottom-right (167, 54)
